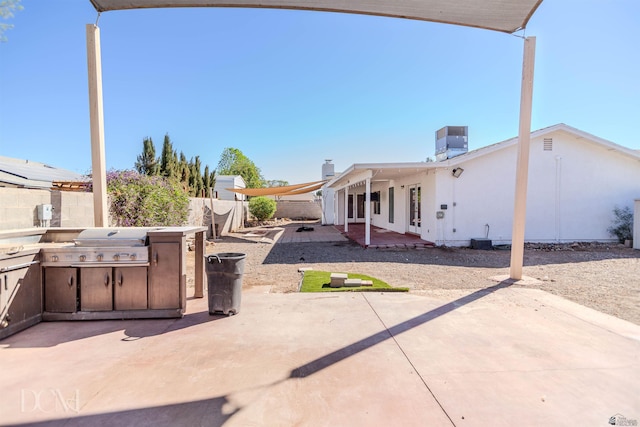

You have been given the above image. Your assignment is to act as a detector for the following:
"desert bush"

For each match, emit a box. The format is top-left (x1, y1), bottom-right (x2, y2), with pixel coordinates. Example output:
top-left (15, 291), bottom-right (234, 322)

top-left (607, 205), bottom-right (633, 243)
top-left (106, 170), bottom-right (189, 227)
top-left (248, 196), bottom-right (277, 221)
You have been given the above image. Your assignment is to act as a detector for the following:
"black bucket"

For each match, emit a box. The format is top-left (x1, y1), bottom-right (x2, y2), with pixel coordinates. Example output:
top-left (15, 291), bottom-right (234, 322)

top-left (205, 253), bottom-right (246, 315)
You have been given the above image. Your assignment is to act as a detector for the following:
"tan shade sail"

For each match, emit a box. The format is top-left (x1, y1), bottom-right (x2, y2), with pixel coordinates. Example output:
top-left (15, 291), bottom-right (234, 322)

top-left (226, 180), bottom-right (326, 196)
top-left (89, 0), bottom-right (542, 33)
top-left (271, 181), bottom-right (325, 196)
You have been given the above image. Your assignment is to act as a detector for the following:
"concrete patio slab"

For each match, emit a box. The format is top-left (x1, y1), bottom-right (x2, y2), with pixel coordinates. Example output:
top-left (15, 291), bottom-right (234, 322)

top-left (1, 286), bottom-right (638, 427)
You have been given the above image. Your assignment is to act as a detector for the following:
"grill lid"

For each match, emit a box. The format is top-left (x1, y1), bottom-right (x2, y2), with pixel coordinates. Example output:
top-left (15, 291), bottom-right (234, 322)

top-left (74, 228), bottom-right (149, 247)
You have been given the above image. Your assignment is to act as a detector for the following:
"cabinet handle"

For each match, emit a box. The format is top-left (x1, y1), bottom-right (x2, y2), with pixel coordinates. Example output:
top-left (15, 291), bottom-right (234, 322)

top-left (68, 276), bottom-right (74, 287)
top-left (153, 252), bottom-right (158, 266)
top-left (3, 274), bottom-right (6, 291)
top-left (117, 272), bottom-right (123, 287)
top-left (104, 273), bottom-right (110, 287)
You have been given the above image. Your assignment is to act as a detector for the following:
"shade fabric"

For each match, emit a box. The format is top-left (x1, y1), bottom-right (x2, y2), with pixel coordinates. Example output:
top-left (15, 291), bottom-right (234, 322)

top-left (226, 180), bottom-right (326, 196)
top-left (270, 181), bottom-right (325, 196)
top-left (89, 0), bottom-right (542, 33)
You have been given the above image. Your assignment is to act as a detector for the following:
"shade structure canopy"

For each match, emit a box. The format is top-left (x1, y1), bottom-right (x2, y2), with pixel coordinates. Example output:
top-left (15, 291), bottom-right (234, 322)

top-left (227, 180), bottom-right (326, 197)
top-left (85, 0), bottom-right (542, 280)
top-left (89, 0), bottom-right (542, 33)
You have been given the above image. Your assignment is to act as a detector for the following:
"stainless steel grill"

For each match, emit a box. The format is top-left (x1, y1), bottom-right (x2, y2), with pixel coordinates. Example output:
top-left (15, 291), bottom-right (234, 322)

top-left (41, 228), bottom-right (150, 267)
top-left (41, 228), bottom-right (152, 316)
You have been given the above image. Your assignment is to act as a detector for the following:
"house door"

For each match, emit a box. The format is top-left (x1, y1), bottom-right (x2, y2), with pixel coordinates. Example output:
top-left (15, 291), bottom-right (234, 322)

top-left (408, 185), bottom-right (421, 234)
top-left (347, 194), bottom-right (366, 223)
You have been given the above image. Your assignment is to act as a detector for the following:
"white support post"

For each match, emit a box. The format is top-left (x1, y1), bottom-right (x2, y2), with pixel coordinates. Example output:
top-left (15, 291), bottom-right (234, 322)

top-left (365, 178), bottom-right (371, 246)
top-left (509, 36), bottom-right (536, 280)
top-left (344, 188), bottom-right (349, 232)
top-left (86, 24), bottom-right (108, 227)
top-left (334, 191), bottom-right (338, 226)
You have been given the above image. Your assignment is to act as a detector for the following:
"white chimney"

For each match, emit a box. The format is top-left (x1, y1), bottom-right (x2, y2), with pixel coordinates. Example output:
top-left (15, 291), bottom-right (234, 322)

top-left (322, 159), bottom-right (335, 180)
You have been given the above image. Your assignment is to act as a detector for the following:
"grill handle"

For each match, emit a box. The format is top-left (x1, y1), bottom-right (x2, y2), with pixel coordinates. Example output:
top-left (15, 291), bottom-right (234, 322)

top-left (0, 261), bottom-right (40, 273)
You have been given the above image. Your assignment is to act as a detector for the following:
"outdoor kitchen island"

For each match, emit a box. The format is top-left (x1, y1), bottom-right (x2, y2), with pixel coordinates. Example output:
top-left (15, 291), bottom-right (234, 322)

top-left (40, 226), bottom-right (207, 321)
top-left (0, 226), bottom-right (206, 340)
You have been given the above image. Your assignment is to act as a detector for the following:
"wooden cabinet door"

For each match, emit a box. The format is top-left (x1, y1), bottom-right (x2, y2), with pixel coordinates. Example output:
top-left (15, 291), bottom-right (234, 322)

top-left (45, 268), bottom-right (77, 313)
top-left (80, 267), bottom-right (112, 311)
top-left (4, 262), bottom-right (41, 324)
top-left (148, 243), bottom-right (180, 309)
top-left (114, 267), bottom-right (147, 310)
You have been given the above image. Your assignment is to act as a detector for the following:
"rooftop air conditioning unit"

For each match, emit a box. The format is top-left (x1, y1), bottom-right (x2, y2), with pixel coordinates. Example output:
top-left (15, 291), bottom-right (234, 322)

top-left (435, 126), bottom-right (468, 161)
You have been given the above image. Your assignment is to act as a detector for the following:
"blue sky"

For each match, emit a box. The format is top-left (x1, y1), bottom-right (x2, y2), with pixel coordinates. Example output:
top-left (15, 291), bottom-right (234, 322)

top-left (1, 1), bottom-right (639, 184)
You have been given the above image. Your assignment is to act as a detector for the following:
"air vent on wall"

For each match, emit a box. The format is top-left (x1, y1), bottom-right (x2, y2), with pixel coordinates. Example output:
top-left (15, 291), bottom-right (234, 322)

top-left (543, 138), bottom-right (553, 151)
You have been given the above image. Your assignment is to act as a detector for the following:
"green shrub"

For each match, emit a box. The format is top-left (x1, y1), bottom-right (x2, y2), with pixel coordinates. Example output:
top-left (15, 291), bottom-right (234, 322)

top-left (105, 170), bottom-right (189, 227)
top-left (248, 196), bottom-right (277, 221)
top-left (607, 205), bottom-right (633, 243)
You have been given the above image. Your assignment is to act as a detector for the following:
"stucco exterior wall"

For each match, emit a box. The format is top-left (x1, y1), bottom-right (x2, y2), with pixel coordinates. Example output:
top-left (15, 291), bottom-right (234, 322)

top-left (326, 127), bottom-right (640, 247)
top-left (214, 176), bottom-right (246, 201)
top-left (436, 131), bottom-right (640, 246)
top-left (434, 145), bottom-right (518, 246)
top-left (430, 129), bottom-right (640, 246)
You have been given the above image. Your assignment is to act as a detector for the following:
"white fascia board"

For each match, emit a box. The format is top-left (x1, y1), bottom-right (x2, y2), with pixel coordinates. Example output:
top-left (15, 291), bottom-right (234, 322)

top-left (330, 168), bottom-right (373, 191)
top-left (554, 124), bottom-right (640, 161)
top-left (445, 123), bottom-right (640, 167)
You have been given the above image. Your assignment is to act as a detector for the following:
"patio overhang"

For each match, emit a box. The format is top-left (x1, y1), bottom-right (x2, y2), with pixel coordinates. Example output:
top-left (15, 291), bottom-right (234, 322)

top-left (326, 162), bottom-right (440, 191)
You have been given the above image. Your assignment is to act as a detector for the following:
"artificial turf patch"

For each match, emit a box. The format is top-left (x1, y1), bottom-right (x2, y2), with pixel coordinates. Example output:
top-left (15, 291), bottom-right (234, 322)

top-left (300, 270), bottom-right (409, 293)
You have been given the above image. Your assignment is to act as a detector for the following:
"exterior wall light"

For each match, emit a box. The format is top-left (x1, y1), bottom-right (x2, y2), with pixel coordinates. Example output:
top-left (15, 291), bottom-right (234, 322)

top-left (452, 167), bottom-right (464, 178)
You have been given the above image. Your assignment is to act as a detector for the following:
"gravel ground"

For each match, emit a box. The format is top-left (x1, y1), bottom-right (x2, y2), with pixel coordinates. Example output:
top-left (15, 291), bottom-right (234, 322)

top-left (190, 222), bottom-right (640, 325)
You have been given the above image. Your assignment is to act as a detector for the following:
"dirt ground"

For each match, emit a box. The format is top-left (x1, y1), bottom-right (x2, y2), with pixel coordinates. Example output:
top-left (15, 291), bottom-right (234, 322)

top-left (188, 222), bottom-right (640, 325)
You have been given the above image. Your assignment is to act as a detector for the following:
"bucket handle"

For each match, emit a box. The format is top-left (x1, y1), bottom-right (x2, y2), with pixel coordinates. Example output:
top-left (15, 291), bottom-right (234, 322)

top-left (208, 254), bottom-right (221, 264)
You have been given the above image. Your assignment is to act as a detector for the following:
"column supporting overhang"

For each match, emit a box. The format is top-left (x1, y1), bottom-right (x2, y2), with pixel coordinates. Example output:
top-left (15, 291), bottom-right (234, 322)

top-left (86, 24), bottom-right (108, 227)
top-left (365, 177), bottom-right (371, 246)
top-left (344, 187), bottom-right (349, 232)
top-left (509, 36), bottom-right (536, 280)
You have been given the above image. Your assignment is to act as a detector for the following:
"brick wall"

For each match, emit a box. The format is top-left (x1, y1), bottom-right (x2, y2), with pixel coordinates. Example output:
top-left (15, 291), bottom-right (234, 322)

top-left (0, 188), bottom-right (247, 233)
top-left (0, 188), bottom-right (96, 230)
top-left (0, 188), bottom-right (52, 229)
top-left (274, 200), bottom-right (322, 220)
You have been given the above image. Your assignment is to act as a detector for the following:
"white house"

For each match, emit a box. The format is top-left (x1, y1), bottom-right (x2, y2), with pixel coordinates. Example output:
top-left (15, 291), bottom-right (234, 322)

top-left (214, 175), bottom-right (246, 201)
top-left (323, 124), bottom-right (640, 246)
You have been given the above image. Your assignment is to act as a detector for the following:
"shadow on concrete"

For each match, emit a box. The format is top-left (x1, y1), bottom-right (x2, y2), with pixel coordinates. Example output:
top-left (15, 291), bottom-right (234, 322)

top-left (0, 311), bottom-right (227, 348)
top-left (8, 282), bottom-right (510, 426)
top-left (10, 395), bottom-right (239, 427)
top-left (290, 280), bottom-right (512, 378)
